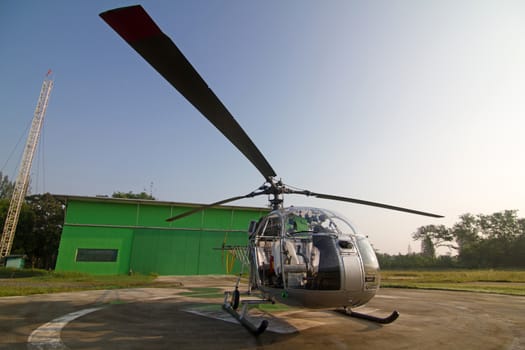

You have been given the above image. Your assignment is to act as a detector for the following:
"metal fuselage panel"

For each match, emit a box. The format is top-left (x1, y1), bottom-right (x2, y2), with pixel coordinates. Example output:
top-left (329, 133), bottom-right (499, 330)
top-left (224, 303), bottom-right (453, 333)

top-left (260, 286), bottom-right (377, 309)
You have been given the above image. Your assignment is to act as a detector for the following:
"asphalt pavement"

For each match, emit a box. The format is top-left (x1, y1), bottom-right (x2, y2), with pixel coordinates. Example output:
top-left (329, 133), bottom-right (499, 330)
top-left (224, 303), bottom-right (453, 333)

top-left (1, 275), bottom-right (524, 349)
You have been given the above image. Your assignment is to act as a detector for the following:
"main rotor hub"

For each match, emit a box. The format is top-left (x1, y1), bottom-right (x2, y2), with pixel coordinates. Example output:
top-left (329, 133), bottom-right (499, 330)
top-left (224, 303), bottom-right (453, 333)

top-left (265, 178), bottom-right (285, 210)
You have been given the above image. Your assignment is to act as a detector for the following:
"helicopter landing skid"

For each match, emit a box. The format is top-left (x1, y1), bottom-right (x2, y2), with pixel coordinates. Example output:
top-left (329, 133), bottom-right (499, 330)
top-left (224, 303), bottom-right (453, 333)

top-left (339, 307), bottom-right (399, 324)
top-left (223, 292), bottom-right (271, 336)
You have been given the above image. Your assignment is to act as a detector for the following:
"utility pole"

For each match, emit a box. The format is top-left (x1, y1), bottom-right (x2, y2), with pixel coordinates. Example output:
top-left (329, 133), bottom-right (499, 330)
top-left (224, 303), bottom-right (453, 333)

top-left (0, 71), bottom-right (54, 259)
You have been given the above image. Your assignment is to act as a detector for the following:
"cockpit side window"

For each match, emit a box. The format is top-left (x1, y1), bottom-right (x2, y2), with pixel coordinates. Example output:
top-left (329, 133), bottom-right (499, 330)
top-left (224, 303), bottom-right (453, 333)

top-left (262, 216), bottom-right (281, 237)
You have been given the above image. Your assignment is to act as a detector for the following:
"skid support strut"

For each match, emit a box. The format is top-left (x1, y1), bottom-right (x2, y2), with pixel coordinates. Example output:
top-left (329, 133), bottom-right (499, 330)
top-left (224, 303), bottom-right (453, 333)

top-left (223, 291), bottom-right (271, 336)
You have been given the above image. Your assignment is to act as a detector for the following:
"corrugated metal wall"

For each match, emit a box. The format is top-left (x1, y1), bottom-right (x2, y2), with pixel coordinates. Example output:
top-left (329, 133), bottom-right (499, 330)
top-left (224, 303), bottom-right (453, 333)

top-left (55, 197), bottom-right (268, 275)
top-left (129, 229), bottom-right (247, 275)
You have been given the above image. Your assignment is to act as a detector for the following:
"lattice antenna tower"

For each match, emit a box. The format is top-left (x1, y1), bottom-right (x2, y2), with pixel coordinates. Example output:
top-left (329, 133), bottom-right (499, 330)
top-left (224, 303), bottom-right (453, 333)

top-left (0, 72), bottom-right (54, 258)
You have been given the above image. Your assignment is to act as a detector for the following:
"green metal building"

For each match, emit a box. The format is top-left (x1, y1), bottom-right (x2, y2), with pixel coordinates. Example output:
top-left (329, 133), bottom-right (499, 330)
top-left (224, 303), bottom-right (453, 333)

top-left (55, 196), bottom-right (268, 275)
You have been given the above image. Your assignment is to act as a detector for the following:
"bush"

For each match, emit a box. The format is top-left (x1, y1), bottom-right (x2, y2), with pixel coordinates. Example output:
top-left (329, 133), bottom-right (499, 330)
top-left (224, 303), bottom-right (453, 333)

top-left (377, 253), bottom-right (459, 269)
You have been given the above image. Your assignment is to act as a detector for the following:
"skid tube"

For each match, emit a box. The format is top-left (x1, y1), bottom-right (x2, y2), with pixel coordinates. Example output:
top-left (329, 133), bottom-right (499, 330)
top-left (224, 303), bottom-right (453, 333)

top-left (223, 291), bottom-right (271, 336)
top-left (339, 307), bottom-right (399, 324)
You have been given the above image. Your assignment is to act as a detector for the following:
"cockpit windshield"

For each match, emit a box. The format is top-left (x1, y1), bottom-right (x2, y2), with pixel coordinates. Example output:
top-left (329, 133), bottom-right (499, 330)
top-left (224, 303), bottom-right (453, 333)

top-left (284, 207), bottom-right (357, 237)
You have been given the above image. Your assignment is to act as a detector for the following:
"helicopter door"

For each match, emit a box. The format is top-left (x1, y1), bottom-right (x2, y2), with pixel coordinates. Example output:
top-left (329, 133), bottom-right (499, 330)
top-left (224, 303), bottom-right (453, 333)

top-left (339, 238), bottom-right (364, 292)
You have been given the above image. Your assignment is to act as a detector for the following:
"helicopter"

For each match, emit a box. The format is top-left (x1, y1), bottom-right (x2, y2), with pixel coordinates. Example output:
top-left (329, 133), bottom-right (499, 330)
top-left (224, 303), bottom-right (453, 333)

top-left (100, 5), bottom-right (443, 336)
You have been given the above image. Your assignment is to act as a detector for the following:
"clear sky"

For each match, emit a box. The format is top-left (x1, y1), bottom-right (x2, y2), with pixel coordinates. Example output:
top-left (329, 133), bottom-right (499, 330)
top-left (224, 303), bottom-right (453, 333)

top-left (1, 1), bottom-right (524, 255)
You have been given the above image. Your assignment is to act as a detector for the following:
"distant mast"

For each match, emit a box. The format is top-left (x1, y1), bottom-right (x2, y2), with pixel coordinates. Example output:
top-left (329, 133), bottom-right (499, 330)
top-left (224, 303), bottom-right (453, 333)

top-left (0, 71), bottom-right (54, 259)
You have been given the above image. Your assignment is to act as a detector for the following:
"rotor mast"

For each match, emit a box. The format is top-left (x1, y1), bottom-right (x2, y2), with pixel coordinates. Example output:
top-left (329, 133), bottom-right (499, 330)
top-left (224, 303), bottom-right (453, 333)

top-left (267, 179), bottom-right (284, 210)
top-left (0, 72), bottom-right (53, 259)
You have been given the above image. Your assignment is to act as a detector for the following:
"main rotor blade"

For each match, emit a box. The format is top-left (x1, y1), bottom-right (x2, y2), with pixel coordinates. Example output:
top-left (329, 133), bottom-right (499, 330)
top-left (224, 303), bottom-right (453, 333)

top-left (166, 191), bottom-right (266, 222)
top-left (290, 190), bottom-right (443, 218)
top-left (100, 5), bottom-right (277, 180)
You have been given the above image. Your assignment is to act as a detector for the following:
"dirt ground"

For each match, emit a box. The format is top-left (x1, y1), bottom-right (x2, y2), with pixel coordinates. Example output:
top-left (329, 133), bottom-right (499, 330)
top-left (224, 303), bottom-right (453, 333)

top-left (1, 275), bottom-right (524, 349)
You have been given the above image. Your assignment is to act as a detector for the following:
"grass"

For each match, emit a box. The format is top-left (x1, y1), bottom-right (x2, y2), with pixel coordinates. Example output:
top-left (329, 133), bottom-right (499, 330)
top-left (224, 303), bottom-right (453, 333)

top-left (256, 303), bottom-right (295, 312)
top-left (179, 287), bottom-right (225, 299)
top-left (380, 269), bottom-right (525, 296)
top-left (0, 268), bottom-right (49, 278)
top-left (1, 268), bottom-right (524, 297)
top-left (0, 268), bottom-right (166, 297)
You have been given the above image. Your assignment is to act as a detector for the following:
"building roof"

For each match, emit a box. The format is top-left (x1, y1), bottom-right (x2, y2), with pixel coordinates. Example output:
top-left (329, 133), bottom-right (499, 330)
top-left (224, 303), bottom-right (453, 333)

top-left (52, 194), bottom-right (269, 212)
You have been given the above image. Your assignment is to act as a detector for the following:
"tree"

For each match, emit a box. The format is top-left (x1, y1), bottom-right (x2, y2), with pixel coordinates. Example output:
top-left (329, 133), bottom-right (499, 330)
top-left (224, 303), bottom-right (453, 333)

top-left (1, 193), bottom-right (65, 269)
top-left (478, 210), bottom-right (523, 267)
top-left (112, 191), bottom-right (155, 200)
top-left (0, 172), bottom-right (15, 199)
top-left (0, 198), bottom-right (36, 261)
top-left (450, 210), bottom-right (525, 268)
top-left (3, 200), bottom-right (35, 249)
top-left (477, 210), bottom-right (522, 241)
top-left (412, 224), bottom-right (454, 257)
top-left (452, 213), bottom-right (480, 255)
top-left (420, 236), bottom-right (436, 258)
top-left (11, 193), bottom-right (64, 269)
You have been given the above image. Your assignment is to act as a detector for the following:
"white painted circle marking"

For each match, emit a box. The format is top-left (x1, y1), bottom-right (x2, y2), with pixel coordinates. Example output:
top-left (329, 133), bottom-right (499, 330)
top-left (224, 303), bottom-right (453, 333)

top-left (27, 306), bottom-right (104, 349)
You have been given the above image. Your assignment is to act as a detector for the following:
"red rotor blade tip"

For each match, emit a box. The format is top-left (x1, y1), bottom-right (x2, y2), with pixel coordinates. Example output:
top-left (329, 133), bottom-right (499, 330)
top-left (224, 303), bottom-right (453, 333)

top-left (100, 5), bottom-right (162, 43)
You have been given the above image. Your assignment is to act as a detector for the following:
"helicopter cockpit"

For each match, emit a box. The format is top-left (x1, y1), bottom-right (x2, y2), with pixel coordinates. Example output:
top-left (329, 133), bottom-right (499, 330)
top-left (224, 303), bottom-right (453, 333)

top-left (253, 207), bottom-right (379, 293)
top-left (284, 207), bottom-right (358, 236)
